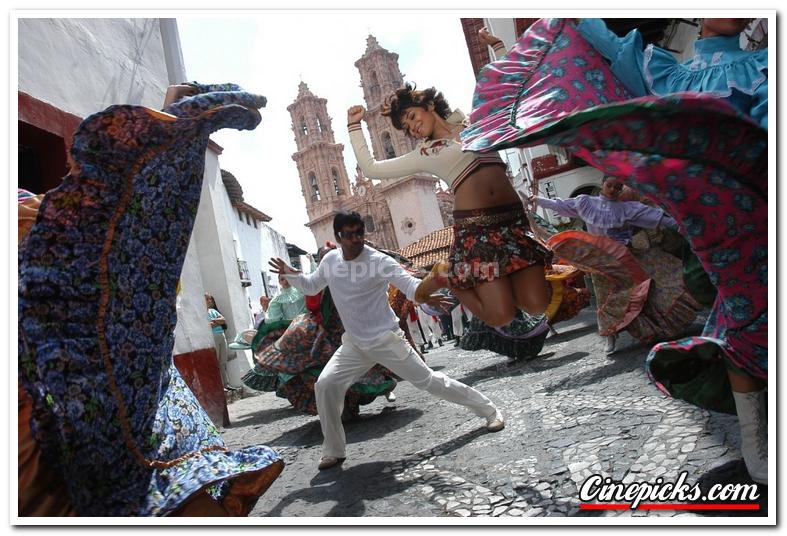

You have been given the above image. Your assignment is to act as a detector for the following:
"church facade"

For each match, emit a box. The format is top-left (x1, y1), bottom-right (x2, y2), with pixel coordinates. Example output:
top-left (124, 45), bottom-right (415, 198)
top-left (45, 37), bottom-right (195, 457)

top-left (288, 35), bottom-right (453, 251)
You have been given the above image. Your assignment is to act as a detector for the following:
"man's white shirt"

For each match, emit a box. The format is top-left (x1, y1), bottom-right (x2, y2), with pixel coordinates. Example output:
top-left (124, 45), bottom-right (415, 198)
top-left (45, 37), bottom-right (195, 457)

top-left (284, 246), bottom-right (419, 347)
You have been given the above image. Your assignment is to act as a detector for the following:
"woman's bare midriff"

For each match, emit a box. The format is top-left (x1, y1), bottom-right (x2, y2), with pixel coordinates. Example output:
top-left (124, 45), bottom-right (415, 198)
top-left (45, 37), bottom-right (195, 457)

top-left (453, 164), bottom-right (522, 211)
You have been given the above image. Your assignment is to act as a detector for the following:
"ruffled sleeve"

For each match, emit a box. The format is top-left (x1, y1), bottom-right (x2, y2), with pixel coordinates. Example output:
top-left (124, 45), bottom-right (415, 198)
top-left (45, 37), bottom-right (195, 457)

top-left (535, 196), bottom-right (581, 219)
top-left (643, 42), bottom-right (768, 128)
top-left (576, 18), bottom-right (650, 97)
top-left (747, 49), bottom-right (768, 129)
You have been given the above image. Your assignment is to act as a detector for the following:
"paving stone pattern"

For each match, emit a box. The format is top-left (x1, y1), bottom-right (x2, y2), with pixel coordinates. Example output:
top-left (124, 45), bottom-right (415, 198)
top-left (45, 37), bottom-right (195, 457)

top-left (221, 309), bottom-right (763, 518)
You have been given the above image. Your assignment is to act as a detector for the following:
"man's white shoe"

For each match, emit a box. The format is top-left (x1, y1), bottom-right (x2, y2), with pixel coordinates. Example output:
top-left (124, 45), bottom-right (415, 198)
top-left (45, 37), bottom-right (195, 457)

top-left (317, 456), bottom-right (346, 471)
top-left (385, 391), bottom-right (397, 402)
top-left (486, 409), bottom-right (505, 432)
top-left (604, 335), bottom-right (617, 355)
top-left (733, 390), bottom-right (768, 484)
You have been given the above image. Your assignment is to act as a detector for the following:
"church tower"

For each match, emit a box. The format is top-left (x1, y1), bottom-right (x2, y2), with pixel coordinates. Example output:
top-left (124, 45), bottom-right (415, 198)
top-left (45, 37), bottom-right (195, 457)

top-left (354, 35), bottom-right (448, 249)
top-left (287, 82), bottom-right (353, 246)
top-left (354, 35), bottom-right (418, 162)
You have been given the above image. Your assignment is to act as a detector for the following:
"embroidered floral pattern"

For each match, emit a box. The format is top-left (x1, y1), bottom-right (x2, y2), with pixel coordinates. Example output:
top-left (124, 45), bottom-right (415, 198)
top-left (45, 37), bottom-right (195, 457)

top-left (18, 83), bottom-right (283, 516)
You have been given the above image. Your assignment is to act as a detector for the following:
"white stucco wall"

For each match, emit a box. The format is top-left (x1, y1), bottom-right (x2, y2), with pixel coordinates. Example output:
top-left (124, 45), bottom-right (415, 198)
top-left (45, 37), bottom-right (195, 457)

top-left (258, 223), bottom-right (290, 296)
top-left (309, 219), bottom-right (336, 251)
top-left (18, 18), bottom-right (169, 117)
top-left (231, 207), bottom-right (262, 319)
top-left (229, 207), bottom-right (289, 320)
top-left (382, 178), bottom-right (443, 249)
top-left (191, 150), bottom-right (255, 384)
top-left (173, 237), bottom-right (213, 355)
top-left (484, 17), bottom-right (518, 51)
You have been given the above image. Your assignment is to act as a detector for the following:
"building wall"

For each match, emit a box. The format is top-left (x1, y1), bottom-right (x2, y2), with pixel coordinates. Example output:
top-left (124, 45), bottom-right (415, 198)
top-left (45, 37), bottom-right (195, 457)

top-left (18, 17), bottom-right (234, 425)
top-left (230, 205), bottom-right (261, 320)
top-left (381, 178), bottom-right (442, 249)
top-left (309, 218), bottom-right (337, 250)
top-left (18, 18), bottom-right (169, 118)
top-left (257, 223), bottom-right (290, 299)
top-left (191, 152), bottom-right (252, 385)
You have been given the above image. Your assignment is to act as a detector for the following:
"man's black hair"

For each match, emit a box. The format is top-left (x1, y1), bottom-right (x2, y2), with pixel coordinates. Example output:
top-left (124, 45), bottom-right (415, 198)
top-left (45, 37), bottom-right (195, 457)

top-left (333, 211), bottom-right (365, 238)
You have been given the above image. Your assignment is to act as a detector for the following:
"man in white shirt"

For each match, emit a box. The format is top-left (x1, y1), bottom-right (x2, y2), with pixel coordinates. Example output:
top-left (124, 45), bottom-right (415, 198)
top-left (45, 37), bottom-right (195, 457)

top-left (270, 211), bottom-right (505, 471)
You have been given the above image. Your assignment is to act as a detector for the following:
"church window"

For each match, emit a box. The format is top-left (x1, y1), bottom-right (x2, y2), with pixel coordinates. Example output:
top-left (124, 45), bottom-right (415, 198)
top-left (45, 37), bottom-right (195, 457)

top-left (381, 131), bottom-right (396, 159)
top-left (363, 215), bottom-right (376, 233)
top-left (309, 172), bottom-right (321, 201)
top-left (300, 117), bottom-right (308, 136)
top-left (369, 71), bottom-right (381, 100)
top-left (331, 168), bottom-right (342, 195)
top-left (317, 116), bottom-right (324, 133)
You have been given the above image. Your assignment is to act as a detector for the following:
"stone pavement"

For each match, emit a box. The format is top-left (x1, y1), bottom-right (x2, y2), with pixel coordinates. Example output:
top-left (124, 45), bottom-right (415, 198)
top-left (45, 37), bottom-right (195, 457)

top-left (220, 308), bottom-right (767, 518)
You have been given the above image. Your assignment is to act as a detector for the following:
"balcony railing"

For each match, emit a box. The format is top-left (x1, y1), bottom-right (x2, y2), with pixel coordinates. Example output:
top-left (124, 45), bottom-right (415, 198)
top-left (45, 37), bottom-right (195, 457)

top-left (237, 259), bottom-right (252, 287)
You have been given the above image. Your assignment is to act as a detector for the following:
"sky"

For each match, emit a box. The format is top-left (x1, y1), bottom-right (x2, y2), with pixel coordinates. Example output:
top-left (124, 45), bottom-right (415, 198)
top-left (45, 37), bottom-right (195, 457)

top-left (177, 12), bottom-right (479, 252)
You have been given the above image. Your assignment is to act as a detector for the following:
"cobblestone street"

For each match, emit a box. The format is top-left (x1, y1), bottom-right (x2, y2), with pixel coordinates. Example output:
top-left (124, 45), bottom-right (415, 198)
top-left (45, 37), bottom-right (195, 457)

top-left (221, 309), bottom-right (767, 519)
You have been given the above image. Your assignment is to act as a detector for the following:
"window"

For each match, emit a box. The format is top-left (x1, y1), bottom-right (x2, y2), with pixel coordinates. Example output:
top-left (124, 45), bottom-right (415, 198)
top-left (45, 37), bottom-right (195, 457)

top-left (317, 116), bottom-right (324, 133)
top-left (381, 131), bottom-right (396, 159)
top-left (309, 172), bottom-right (321, 201)
top-left (363, 215), bottom-right (376, 233)
top-left (253, 218), bottom-right (258, 229)
top-left (369, 71), bottom-right (381, 100)
top-left (245, 213), bottom-right (251, 225)
top-left (238, 208), bottom-right (243, 221)
top-left (300, 117), bottom-right (308, 136)
top-left (331, 168), bottom-right (342, 195)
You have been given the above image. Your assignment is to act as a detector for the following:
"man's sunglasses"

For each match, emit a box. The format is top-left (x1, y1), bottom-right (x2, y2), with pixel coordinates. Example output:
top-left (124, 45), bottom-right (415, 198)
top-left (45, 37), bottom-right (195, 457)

top-left (338, 229), bottom-right (365, 240)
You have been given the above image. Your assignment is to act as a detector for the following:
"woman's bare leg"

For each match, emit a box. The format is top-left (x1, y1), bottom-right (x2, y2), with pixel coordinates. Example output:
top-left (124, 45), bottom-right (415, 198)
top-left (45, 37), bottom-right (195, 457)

top-left (510, 265), bottom-right (549, 315)
top-left (171, 490), bottom-right (229, 517)
top-left (728, 370), bottom-right (765, 393)
top-left (452, 278), bottom-right (517, 328)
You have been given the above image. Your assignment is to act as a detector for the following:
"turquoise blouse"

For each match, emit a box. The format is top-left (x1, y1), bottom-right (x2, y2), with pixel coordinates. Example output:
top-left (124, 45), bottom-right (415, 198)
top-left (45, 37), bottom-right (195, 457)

top-left (577, 19), bottom-right (768, 129)
top-left (265, 286), bottom-right (305, 323)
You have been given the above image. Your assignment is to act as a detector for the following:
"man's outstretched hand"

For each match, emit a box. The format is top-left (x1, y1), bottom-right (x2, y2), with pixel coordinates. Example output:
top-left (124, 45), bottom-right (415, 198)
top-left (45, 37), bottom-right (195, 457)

top-left (268, 257), bottom-right (301, 276)
top-left (422, 293), bottom-right (455, 314)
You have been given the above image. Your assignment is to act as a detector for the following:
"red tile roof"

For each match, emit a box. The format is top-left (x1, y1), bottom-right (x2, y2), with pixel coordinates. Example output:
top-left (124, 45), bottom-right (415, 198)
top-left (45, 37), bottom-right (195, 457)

top-left (397, 227), bottom-right (453, 269)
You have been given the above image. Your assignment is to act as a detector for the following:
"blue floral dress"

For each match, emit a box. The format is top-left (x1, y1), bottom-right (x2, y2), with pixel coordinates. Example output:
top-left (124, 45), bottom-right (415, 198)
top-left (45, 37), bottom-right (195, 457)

top-left (18, 83), bottom-right (284, 516)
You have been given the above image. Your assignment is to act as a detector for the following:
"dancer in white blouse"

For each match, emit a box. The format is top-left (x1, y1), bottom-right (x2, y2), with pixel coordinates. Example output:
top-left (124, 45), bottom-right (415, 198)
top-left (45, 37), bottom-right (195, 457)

top-left (346, 31), bottom-right (552, 330)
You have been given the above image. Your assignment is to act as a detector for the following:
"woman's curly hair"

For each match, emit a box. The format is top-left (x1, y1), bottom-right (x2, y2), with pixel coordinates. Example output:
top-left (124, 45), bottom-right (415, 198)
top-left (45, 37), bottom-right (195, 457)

top-left (381, 83), bottom-right (451, 134)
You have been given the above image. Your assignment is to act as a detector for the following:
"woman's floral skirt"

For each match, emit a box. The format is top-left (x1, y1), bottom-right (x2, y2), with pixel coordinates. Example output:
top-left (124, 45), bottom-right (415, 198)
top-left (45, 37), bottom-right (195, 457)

top-left (449, 202), bottom-right (551, 289)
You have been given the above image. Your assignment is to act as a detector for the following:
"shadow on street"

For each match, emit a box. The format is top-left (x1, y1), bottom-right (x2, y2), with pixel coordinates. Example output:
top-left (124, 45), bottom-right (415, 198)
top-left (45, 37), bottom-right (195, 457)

top-left (266, 427), bottom-right (491, 517)
top-left (263, 406), bottom-right (425, 449)
top-left (543, 353), bottom-right (644, 393)
top-left (228, 404), bottom-right (301, 428)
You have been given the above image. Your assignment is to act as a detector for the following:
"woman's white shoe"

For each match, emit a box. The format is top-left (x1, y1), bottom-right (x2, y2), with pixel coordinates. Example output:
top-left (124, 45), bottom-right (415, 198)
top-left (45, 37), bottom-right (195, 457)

top-left (604, 335), bottom-right (617, 355)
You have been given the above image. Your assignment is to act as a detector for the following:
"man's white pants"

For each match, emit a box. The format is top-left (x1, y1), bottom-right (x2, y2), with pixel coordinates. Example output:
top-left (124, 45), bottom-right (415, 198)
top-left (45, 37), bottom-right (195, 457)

top-left (451, 306), bottom-right (465, 338)
top-left (315, 329), bottom-right (497, 458)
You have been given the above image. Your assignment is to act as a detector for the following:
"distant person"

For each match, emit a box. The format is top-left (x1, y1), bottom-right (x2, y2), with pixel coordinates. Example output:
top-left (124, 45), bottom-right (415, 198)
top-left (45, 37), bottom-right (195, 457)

top-left (254, 295), bottom-right (270, 329)
top-left (205, 292), bottom-right (231, 388)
